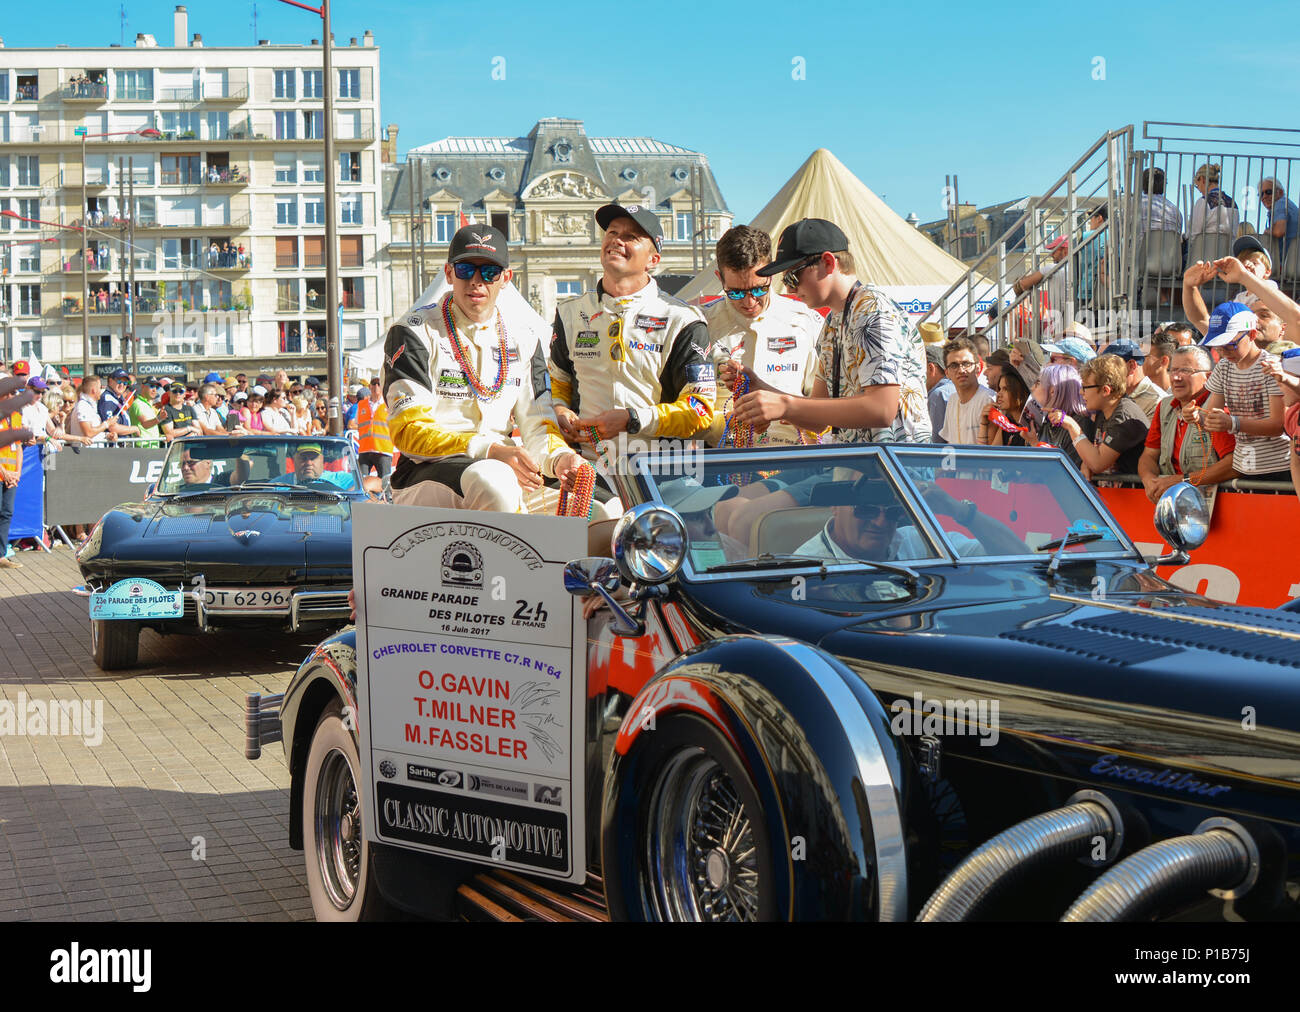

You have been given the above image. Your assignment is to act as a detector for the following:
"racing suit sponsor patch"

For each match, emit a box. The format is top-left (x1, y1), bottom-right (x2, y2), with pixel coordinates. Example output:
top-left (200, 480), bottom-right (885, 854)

top-left (767, 335), bottom-right (798, 354)
top-left (437, 369), bottom-right (470, 397)
top-left (490, 345), bottom-right (521, 363)
top-left (685, 362), bottom-right (716, 382)
top-left (688, 396), bottom-right (710, 419)
top-left (635, 314), bottom-right (669, 332)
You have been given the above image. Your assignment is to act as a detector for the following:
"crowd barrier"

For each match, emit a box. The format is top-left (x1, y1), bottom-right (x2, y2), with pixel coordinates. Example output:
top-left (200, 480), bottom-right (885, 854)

top-left (38, 442), bottom-right (168, 528)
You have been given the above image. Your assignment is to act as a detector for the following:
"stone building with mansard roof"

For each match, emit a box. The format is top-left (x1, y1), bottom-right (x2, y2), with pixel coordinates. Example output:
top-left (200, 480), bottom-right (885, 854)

top-left (380, 117), bottom-right (731, 322)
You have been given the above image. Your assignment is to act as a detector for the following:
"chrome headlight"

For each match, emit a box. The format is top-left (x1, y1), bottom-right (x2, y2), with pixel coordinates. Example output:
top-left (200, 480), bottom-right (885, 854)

top-left (1154, 482), bottom-right (1209, 551)
top-left (613, 503), bottom-right (687, 585)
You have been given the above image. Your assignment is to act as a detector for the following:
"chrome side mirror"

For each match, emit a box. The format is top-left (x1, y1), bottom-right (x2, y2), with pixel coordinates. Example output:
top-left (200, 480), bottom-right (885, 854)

top-left (1152, 482), bottom-right (1209, 566)
top-left (563, 557), bottom-right (642, 637)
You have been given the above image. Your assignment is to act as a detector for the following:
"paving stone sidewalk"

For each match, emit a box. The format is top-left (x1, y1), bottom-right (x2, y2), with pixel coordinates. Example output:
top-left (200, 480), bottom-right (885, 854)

top-left (0, 549), bottom-right (322, 921)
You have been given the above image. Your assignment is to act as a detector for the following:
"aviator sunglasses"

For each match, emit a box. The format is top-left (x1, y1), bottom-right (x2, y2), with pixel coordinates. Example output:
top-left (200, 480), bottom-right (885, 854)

top-left (853, 503), bottom-right (906, 525)
top-left (452, 262), bottom-right (505, 283)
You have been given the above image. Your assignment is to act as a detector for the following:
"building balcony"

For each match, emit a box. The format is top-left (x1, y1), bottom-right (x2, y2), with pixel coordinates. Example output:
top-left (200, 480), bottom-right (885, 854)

top-left (61, 81), bottom-right (109, 102)
top-left (49, 256), bottom-right (115, 277)
top-left (208, 253), bottom-right (252, 271)
top-left (203, 83), bottom-right (249, 104)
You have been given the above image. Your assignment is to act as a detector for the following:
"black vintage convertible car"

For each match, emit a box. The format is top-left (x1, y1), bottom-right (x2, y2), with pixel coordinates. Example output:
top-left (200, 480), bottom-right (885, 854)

top-left (248, 443), bottom-right (1300, 922)
top-left (77, 435), bottom-right (365, 670)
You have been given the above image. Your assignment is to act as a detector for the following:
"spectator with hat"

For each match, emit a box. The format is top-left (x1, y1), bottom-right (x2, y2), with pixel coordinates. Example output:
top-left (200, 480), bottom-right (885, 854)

top-left (383, 223), bottom-right (570, 513)
top-left (1184, 302), bottom-right (1290, 483)
top-left (225, 390), bottom-right (251, 434)
top-left (1040, 334), bottom-right (1096, 371)
top-left (1100, 339), bottom-right (1164, 422)
top-left (1261, 177), bottom-right (1299, 262)
top-left (1138, 344), bottom-right (1237, 502)
top-left (925, 342), bottom-right (955, 437)
top-left (244, 387), bottom-right (268, 432)
top-left (127, 379), bottom-right (162, 447)
top-left (159, 380), bottom-right (200, 441)
top-left (1010, 237), bottom-right (1069, 338)
top-left (1186, 238), bottom-right (1279, 335)
top-left (98, 369), bottom-right (142, 442)
top-left (733, 217), bottom-right (930, 443)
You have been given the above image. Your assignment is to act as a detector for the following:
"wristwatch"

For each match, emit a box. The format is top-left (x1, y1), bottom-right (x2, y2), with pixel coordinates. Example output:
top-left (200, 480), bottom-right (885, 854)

top-left (956, 499), bottom-right (977, 527)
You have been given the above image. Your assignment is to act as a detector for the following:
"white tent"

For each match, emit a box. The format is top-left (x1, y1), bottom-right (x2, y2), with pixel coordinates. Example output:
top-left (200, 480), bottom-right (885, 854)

top-left (676, 148), bottom-right (979, 304)
top-left (348, 276), bottom-right (552, 379)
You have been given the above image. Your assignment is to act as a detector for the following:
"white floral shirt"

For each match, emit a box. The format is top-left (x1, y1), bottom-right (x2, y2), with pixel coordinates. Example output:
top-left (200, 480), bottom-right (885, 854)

top-left (813, 283), bottom-right (932, 443)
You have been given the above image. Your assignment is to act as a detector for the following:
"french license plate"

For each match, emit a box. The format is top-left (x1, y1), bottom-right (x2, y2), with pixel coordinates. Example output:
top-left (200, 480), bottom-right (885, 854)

top-left (203, 587), bottom-right (293, 611)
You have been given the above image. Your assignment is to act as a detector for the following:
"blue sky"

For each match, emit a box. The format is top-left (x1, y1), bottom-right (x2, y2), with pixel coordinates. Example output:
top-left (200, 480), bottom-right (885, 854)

top-left (11, 0), bottom-right (1300, 223)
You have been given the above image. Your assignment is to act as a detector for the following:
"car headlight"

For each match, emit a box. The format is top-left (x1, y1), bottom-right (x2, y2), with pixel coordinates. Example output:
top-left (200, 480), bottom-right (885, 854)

top-left (613, 503), bottom-right (687, 585)
top-left (1154, 482), bottom-right (1209, 552)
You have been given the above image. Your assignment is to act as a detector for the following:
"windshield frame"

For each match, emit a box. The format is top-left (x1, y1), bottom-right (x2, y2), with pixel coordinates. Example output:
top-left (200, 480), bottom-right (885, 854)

top-left (631, 443), bottom-right (1142, 582)
top-left (888, 444), bottom-right (1142, 566)
top-left (155, 435), bottom-right (366, 497)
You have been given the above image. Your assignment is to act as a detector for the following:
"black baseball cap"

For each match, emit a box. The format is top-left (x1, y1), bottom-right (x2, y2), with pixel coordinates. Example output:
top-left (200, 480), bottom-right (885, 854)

top-left (595, 203), bottom-right (664, 251)
top-left (108, 368), bottom-right (130, 380)
top-left (1089, 204), bottom-right (1108, 221)
top-left (1101, 339), bottom-right (1145, 363)
top-left (304, 375), bottom-right (320, 387)
top-left (1232, 234), bottom-right (1272, 268)
top-left (449, 225), bottom-right (509, 268)
top-left (756, 218), bottom-right (850, 277)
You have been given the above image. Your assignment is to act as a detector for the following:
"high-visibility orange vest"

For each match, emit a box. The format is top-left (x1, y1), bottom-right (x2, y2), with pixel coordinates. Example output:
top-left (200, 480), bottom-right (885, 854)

top-left (356, 397), bottom-right (392, 454)
top-left (0, 411), bottom-right (23, 477)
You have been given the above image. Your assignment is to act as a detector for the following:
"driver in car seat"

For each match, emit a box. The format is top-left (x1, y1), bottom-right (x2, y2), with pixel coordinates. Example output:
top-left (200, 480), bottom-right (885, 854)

top-left (267, 442), bottom-right (357, 490)
top-left (795, 474), bottom-right (1025, 561)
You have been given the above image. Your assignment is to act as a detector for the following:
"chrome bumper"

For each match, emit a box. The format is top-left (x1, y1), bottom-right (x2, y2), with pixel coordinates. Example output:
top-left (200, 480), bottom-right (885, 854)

top-left (244, 691), bottom-right (284, 760)
top-left (194, 587), bottom-right (351, 632)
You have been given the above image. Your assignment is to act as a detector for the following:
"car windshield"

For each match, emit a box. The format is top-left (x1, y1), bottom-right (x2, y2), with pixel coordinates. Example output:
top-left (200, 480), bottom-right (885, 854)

top-left (637, 446), bottom-right (1131, 575)
top-left (156, 437), bottom-right (362, 495)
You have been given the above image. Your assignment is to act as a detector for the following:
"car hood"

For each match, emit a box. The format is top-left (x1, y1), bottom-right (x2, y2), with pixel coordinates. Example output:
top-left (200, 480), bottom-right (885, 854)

top-left (675, 562), bottom-right (1300, 734)
top-left (79, 492), bottom-right (354, 576)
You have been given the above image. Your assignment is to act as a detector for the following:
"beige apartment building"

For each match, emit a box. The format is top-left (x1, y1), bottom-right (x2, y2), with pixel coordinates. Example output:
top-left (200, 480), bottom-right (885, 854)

top-left (0, 6), bottom-right (385, 379)
top-left (380, 118), bottom-right (732, 324)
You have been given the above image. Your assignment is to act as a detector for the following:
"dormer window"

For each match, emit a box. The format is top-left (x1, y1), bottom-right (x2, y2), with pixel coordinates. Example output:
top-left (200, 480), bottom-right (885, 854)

top-left (487, 166), bottom-right (505, 182)
top-left (433, 166), bottom-right (451, 183)
top-left (621, 167), bottom-right (638, 182)
top-left (551, 139), bottom-right (573, 164)
top-left (672, 166), bottom-right (689, 182)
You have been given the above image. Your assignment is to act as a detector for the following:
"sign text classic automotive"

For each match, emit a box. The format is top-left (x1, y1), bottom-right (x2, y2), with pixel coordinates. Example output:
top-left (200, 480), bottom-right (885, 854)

top-left (353, 505), bottom-right (587, 882)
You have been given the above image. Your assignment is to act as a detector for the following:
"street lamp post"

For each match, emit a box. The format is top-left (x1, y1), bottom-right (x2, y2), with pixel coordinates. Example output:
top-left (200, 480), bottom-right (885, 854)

top-left (74, 125), bottom-right (159, 379)
top-left (279, 0), bottom-right (342, 435)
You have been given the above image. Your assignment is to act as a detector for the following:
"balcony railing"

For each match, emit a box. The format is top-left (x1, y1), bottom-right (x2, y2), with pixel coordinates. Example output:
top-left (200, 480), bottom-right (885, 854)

top-left (204, 167), bottom-right (248, 185)
top-left (208, 252), bottom-right (251, 269)
top-left (15, 84), bottom-right (39, 102)
top-left (159, 86), bottom-right (200, 103)
top-left (203, 84), bottom-right (249, 102)
top-left (61, 81), bottom-right (109, 101)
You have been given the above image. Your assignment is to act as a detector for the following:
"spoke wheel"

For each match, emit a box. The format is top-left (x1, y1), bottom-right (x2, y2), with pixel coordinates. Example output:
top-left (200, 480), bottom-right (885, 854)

top-left (604, 714), bottom-right (777, 922)
top-left (314, 747), bottom-right (363, 910)
top-left (647, 750), bottom-right (761, 921)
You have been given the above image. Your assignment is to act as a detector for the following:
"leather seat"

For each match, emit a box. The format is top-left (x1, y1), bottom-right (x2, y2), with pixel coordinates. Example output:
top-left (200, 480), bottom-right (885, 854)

top-left (751, 507), bottom-right (831, 557)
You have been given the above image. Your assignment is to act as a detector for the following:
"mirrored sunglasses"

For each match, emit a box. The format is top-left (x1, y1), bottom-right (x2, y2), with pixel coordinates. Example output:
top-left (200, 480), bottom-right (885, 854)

top-left (452, 262), bottom-right (504, 283)
top-left (724, 285), bottom-right (771, 301)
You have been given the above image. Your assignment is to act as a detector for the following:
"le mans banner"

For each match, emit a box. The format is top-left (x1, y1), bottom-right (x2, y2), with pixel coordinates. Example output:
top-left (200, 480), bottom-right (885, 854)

top-left (352, 504), bottom-right (588, 882)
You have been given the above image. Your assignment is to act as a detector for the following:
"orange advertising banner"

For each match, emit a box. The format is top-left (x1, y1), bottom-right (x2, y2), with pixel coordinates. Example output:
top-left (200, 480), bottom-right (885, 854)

top-left (1098, 487), bottom-right (1299, 608)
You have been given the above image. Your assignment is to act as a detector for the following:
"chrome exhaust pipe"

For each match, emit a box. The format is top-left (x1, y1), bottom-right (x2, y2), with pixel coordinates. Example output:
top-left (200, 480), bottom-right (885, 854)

top-left (919, 791), bottom-right (1122, 922)
top-left (1062, 817), bottom-right (1259, 922)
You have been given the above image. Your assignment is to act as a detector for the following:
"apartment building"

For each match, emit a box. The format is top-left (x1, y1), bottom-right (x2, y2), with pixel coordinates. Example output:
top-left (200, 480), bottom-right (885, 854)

top-left (0, 6), bottom-right (385, 379)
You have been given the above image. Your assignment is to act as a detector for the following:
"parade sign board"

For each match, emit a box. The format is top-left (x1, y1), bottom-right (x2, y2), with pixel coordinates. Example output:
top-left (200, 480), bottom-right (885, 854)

top-left (90, 577), bottom-right (185, 620)
top-left (353, 504), bottom-right (588, 882)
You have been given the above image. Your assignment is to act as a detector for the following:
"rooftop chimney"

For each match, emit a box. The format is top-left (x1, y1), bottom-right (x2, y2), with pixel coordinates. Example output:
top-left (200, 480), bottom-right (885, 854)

top-left (310, 39), bottom-right (319, 45)
top-left (258, 39), bottom-right (269, 46)
top-left (135, 33), bottom-right (158, 48)
top-left (174, 6), bottom-right (188, 48)
top-left (350, 37), bottom-right (358, 46)
top-left (192, 33), bottom-right (203, 47)
top-left (381, 123), bottom-right (399, 164)
top-left (362, 30), bottom-right (375, 46)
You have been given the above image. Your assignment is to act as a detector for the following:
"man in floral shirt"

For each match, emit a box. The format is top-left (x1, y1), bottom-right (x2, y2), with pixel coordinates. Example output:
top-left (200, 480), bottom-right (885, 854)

top-left (732, 218), bottom-right (931, 443)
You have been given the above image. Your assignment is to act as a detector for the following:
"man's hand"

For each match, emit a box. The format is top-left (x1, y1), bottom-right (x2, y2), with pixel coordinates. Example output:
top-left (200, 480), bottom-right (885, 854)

top-left (1181, 400), bottom-right (1202, 425)
top-left (1213, 256), bottom-right (1249, 286)
top-left (553, 451), bottom-right (585, 493)
top-left (916, 480), bottom-right (959, 517)
top-left (1008, 347), bottom-right (1025, 368)
top-left (486, 443), bottom-right (543, 490)
top-left (1200, 407), bottom-right (1233, 432)
top-left (552, 404), bottom-right (580, 439)
top-left (575, 408), bottom-right (631, 441)
top-left (1184, 260), bottom-right (1218, 287)
top-left (348, 587), bottom-right (356, 622)
top-left (0, 467), bottom-right (17, 488)
top-left (1143, 473), bottom-right (1181, 504)
top-left (732, 389), bottom-right (787, 430)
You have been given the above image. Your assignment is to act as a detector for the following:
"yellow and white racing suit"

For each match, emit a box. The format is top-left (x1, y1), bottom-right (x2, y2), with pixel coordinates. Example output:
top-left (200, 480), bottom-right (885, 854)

top-left (702, 293), bottom-right (824, 446)
top-left (548, 278), bottom-right (716, 473)
top-left (382, 296), bottom-right (567, 512)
